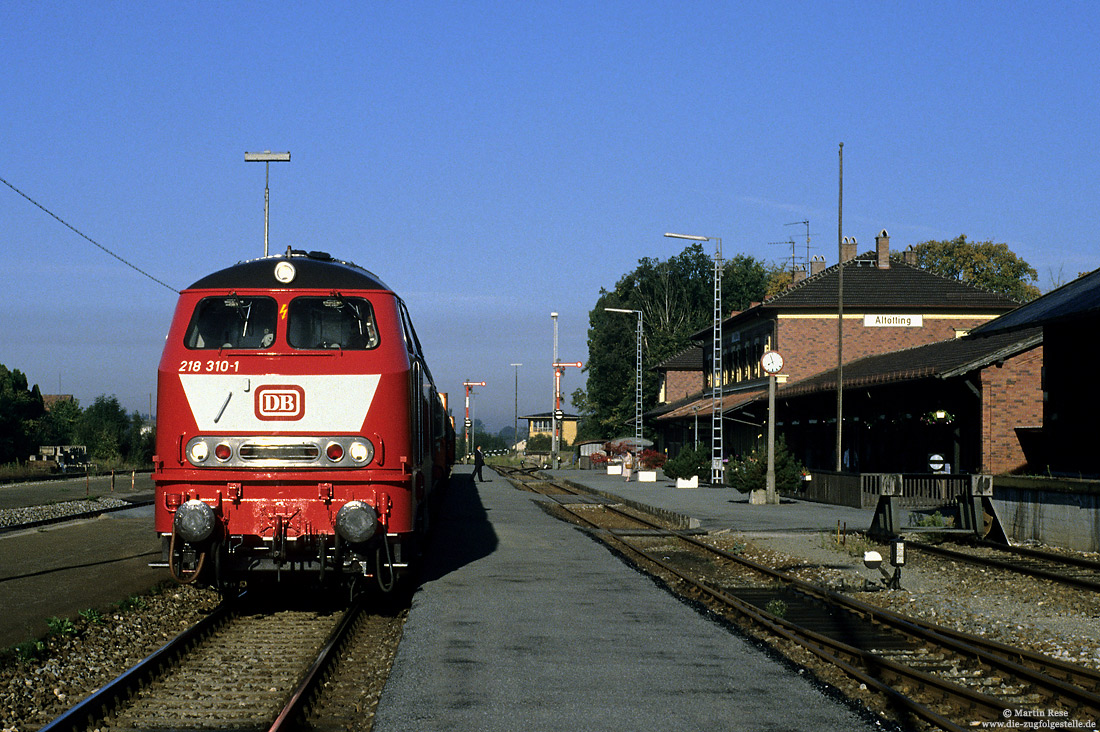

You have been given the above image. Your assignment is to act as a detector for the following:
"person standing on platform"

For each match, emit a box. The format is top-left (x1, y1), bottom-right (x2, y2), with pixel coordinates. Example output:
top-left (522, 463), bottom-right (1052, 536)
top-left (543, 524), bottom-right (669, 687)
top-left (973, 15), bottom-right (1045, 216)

top-left (622, 450), bottom-right (634, 482)
top-left (473, 445), bottom-right (489, 482)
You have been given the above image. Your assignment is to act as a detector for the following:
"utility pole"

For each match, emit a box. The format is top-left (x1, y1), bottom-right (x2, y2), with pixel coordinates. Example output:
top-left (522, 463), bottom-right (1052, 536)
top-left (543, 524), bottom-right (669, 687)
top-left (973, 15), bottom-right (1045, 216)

top-left (510, 363), bottom-right (522, 453)
top-left (836, 142), bottom-right (844, 472)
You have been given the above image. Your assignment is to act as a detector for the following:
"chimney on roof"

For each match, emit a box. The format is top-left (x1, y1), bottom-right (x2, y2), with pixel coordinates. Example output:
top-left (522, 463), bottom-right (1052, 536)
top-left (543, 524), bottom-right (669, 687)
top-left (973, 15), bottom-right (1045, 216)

top-left (810, 255), bottom-right (826, 277)
top-left (791, 266), bottom-right (806, 285)
top-left (841, 236), bottom-right (857, 262)
top-left (903, 245), bottom-right (918, 266)
top-left (876, 229), bottom-right (890, 269)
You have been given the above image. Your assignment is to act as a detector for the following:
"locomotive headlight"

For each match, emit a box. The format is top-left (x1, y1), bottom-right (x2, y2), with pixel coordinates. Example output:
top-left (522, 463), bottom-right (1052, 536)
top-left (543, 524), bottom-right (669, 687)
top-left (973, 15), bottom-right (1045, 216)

top-left (174, 499), bottom-right (216, 543)
top-left (325, 442), bottom-right (344, 462)
top-left (349, 439), bottom-right (373, 464)
top-left (189, 441), bottom-right (210, 463)
top-left (214, 442), bottom-right (232, 462)
top-left (335, 500), bottom-right (378, 544)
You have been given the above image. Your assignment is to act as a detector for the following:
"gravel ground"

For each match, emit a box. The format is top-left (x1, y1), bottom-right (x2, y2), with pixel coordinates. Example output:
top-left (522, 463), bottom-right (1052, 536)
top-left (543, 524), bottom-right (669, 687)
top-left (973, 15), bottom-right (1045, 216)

top-left (0, 584), bottom-right (223, 732)
top-left (733, 530), bottom-right (1100, 670)
top-left (0, 498), bottom-right (135, 529)
top-left (3, 514), bottom-right (1098, 731)
top-left (0, 586), bottom-right (410, 732)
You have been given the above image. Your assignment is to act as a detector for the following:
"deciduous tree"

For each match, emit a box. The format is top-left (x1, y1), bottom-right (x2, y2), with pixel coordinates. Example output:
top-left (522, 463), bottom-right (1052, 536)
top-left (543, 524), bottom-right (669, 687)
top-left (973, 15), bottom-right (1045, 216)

top-left (578, 245), bottom-right (772, 440)
top-left (0, 365), bottom-right (45, 464)
top-left (910, 235), bottom-right (1040, 302)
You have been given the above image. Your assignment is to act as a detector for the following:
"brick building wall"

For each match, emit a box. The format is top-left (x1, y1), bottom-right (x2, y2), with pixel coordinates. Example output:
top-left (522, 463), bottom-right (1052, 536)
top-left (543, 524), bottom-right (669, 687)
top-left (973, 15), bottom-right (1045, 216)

top-left (661, 370), bottom-right (701, 404)
top-left (775, 314), bottom-right (998, 383)
top-left (980, 346), bottom-right (1043, 474)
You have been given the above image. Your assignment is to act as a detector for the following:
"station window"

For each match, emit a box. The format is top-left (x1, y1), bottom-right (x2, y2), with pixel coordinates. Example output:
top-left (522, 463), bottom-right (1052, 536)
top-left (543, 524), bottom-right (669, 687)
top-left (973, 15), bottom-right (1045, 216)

top-left (287, 296), bottom-right (380, 350)
top-left (185, 296), bottom-right (278, 350)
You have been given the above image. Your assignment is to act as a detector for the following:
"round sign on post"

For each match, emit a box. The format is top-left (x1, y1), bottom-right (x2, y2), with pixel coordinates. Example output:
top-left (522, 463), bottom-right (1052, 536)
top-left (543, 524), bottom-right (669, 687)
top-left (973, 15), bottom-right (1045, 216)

top-left (928, 453), bottom-right (945, 472)
top-left (554, 409), bottom-right (564, 421)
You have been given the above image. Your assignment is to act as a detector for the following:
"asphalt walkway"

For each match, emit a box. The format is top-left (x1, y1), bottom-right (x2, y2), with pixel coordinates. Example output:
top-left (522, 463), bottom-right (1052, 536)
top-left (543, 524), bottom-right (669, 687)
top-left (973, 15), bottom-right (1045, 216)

top-left (373, 467), bottom-right (878, 732)
top-left (546, 467), bottom-right (877, 534)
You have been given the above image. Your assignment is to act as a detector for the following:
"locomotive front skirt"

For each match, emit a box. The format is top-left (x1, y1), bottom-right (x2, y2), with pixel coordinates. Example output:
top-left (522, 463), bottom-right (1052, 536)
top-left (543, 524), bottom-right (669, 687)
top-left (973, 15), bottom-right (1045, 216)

top-left (152, 251), bottom-right (454, 593)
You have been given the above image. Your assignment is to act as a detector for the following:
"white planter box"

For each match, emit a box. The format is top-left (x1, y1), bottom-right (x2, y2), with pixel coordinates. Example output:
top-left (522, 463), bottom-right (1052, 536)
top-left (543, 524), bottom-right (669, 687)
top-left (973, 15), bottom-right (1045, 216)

top-left (676, 476), bottom-right (699, 489)
top-left (606, 464), bottom-right (622, 475)
top-left (638, 470), bottom-right (657, 482)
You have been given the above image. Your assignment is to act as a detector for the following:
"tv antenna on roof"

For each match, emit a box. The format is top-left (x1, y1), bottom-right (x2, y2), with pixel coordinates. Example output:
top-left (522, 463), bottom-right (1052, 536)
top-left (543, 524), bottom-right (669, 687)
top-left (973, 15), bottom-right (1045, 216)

top-left (785, 220), bottom-right (814, 269)
top-left (767, 237), bottom-right (800, 275)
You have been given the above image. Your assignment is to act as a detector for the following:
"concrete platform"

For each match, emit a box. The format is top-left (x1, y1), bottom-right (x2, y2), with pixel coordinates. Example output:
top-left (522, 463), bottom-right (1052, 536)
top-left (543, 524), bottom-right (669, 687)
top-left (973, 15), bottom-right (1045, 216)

top-left (373, 467), bottom-right (877, 732)
top-left (545, 468), bottom-right (877, 535)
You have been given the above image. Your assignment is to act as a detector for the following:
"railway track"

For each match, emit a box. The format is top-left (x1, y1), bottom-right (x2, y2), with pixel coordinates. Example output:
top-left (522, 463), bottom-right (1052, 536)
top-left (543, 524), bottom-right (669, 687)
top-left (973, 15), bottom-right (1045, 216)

top-left (908, 539), bottom-right (1100, 593)
top-left (41, 594), bottom-right (373, 732)
top-left (497, 467), bottom-right (1100, 731)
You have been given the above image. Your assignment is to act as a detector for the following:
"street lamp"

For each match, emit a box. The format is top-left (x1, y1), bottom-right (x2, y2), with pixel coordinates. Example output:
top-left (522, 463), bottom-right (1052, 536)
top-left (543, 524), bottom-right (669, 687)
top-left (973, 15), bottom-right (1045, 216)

top-left (510, 363), bottom-right (522, 453)
top-left (665, 232), bottom-right (723, 484)
top-left (244, 151), bottom-right (291, 257)
top-left (551, 312), bottom-right (559, 467)
top-left (604, 307), bottom-right (643, 447)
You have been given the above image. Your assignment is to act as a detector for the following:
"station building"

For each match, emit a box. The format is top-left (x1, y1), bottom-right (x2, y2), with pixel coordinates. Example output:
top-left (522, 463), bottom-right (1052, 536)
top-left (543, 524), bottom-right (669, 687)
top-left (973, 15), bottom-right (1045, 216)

top-left (966, 265), bottom-right (1100, 478)
top-left (522, 411), bottom-right (581, 446)
top-left (649, 230), bottom-right (1039, 476)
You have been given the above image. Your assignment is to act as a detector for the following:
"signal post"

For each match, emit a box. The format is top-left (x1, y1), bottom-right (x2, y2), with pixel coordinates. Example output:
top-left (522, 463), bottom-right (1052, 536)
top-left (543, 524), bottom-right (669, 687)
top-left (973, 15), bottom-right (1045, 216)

top-left (462, 380), bottom-right (486, 463)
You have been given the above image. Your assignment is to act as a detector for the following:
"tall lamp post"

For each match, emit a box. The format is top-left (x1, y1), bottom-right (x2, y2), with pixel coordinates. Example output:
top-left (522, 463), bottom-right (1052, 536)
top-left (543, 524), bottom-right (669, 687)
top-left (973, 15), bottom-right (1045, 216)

top-left (510, 363), bottom-right (522, 453)
top-left (604, 307), bottom-right (643, 447)
top-left (244, 151), bottom-right (291, 256)
top-left (665, 232), bottom-right (723, 484)
top-left (551, 313), bottom-right (559, 467)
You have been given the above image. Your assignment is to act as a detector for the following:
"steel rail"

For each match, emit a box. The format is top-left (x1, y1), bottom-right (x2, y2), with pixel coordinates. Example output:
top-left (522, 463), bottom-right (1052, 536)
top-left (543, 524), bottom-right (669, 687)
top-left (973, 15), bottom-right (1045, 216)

top-left (509, 471), bottom-right (1100, 725)
top-left (911, 540), bottom-right (1100, 594)
top-left (268, 598), bottom-right (365, 732)
top-left (40, 597), bottom-right (237, 732)
top-left (517, 475), bottom-right (972, 731)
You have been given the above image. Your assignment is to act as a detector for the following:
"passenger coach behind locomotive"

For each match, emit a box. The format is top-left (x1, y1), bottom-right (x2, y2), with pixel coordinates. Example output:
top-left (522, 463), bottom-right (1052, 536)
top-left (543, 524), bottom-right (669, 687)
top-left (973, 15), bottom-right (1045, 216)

top-left (152, 250), bottom-right (453, 592)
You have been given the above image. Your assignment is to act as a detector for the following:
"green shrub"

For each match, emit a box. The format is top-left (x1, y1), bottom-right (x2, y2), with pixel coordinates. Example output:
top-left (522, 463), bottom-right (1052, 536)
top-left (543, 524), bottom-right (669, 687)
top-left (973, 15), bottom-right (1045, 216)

top-left (764, 598), bottom-right (788, 618)
top-left (118, 594), bottom-right (147, 612)
top-left (726, 437), bottom-right (804, 493)
top-left (13, 640), bottom-right (45, 663)
top-left (46, 616), bottom-right (77, 636)
top-left (662, 445), bottom-right (710, 480)
top-left (79, 608), bottom-right (104, 624)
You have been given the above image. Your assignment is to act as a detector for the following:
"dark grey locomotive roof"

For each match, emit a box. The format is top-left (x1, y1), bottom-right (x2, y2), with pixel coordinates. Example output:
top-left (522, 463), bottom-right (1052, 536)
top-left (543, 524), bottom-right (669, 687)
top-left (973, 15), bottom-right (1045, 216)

top-left (186, 250), bottom-right (392, 291)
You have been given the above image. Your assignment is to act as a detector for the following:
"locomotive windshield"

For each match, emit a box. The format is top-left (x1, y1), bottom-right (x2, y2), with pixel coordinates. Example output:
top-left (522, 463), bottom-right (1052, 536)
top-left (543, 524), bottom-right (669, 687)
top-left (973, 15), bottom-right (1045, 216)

top-left (184, 296), bottom-right (278, 349)
top-left (287, 296), bottom-right (380, 350)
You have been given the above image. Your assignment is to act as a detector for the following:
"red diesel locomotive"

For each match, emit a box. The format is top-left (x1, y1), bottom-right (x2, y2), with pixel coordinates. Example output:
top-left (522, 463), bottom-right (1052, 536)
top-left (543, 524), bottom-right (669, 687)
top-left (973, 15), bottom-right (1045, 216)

top-left (152, 250), bottom-right (453, 593)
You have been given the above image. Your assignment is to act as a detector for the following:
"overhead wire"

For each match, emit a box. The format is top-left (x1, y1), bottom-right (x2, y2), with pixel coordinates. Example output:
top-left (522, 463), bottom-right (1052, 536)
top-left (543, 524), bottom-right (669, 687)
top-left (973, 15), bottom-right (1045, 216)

top-left (0, 173), bottom-right (179, 293)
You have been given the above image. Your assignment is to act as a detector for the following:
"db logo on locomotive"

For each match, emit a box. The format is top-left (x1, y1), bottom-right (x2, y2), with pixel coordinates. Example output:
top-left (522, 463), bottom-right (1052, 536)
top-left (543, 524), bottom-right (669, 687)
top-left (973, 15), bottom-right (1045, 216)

top-left (255, 385), bottom-right (305, 421)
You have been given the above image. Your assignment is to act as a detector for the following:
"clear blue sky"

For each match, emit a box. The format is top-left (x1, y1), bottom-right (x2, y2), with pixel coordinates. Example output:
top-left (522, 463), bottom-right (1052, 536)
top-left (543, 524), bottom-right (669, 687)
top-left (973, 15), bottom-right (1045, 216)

top-left (2, 2), bottom-right (1097, 433)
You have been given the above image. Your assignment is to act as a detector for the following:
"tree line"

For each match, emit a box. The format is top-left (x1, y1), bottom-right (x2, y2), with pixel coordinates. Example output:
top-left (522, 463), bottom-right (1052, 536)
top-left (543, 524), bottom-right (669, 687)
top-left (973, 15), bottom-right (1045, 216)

top-left (0, 364), bottom-right (153, 468)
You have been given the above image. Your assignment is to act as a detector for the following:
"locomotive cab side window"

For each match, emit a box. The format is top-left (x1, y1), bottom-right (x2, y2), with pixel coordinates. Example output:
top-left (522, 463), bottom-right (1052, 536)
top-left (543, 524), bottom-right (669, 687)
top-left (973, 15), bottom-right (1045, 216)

top-left (287, 296), bottom-right (380, 350)
top-left (185, 296), bottom-right (278, 349)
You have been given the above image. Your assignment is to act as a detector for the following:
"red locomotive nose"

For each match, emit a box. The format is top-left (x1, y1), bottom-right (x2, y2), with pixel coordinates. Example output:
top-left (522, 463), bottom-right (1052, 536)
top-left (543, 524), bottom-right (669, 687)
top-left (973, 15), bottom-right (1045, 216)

top-left (326, 442), bottom-right (344, 461)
